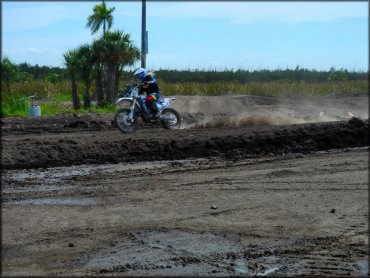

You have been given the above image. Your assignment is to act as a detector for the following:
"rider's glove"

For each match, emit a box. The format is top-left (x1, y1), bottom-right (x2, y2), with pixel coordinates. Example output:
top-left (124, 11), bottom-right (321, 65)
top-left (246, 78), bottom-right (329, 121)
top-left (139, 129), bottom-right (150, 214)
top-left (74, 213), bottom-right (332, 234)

top-left (141, 81), bottom-right (149, 89)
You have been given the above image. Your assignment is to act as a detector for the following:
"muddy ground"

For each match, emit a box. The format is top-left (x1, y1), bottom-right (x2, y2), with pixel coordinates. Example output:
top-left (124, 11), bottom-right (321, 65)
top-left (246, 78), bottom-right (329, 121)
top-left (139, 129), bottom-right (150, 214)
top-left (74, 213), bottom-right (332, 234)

top-left (1, 94), bottom-right (369, 276)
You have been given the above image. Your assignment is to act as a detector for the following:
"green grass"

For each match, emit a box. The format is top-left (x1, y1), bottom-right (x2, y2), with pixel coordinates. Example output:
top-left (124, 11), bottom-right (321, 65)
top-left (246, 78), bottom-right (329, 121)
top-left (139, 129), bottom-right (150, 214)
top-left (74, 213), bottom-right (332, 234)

top-left (1, 99), bottom-right (117, 117)
top-left (53, 94), bottom-right (73, 101)
top-left (41, 102), bottom-right (116, 116)
top-left (40, 101), bottom-right (68, 116)
top-left (69, 104), bottom-right (117, 116)
top-left (1, 94), bottom-right (31, 117)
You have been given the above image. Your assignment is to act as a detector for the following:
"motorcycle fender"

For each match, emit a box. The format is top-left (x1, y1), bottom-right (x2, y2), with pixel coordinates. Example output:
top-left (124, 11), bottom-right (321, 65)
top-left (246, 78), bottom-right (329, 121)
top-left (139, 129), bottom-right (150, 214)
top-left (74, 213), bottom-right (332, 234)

top-left (158, 98), bottom-right (174, 110)
top-left (116, 97), bottom-right (134, 105)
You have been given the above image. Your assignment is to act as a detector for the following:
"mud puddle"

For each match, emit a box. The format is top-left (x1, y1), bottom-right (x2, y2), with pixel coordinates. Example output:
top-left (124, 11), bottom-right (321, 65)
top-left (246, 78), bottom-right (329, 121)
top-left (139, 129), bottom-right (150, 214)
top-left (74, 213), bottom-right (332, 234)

top-left (2, 166), bottom-right (94, 184)
top-left (85, 230), bottom-right (277, 276)
top-left (2, 197), bottom-right (99, 206)
top-left (79, 230), bottom-right (368, 276)
top-left (356, 259), bottom-right (369, 276)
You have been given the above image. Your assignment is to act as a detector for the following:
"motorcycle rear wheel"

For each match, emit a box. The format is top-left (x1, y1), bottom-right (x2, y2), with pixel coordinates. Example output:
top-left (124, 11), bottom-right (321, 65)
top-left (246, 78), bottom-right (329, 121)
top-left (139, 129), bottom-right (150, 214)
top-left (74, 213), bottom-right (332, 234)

top-left (115, 108), bottom-right (139, 133)
top-left (161, 108), bottom-right (181, 130)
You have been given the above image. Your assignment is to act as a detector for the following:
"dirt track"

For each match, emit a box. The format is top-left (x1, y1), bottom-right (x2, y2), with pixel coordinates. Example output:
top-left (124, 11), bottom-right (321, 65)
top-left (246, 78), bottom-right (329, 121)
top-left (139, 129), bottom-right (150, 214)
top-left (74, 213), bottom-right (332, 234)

top-left (1, 94), bottom-right (369, 276)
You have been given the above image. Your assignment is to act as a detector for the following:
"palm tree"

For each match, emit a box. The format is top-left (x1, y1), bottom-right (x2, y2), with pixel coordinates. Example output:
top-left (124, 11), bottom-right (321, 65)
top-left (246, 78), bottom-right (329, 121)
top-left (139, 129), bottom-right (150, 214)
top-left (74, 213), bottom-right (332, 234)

top-left (76, 44), bottom-right (94, 109)
top-left (86, 0), bottom-right (115, 35)
top-left (91, 39), bottom-right (107, 107)
top-left (114, 42), bottom-right (140, 98)
top-left (91, 30), bottom-right (139, 104)
top-left (63, 49), bottom-right (81, 110)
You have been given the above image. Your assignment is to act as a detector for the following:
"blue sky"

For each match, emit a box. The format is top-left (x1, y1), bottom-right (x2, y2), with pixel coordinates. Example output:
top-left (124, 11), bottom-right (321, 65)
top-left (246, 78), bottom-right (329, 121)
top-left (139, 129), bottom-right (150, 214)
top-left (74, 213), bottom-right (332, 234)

top-left (2, 1), bottom-right (369, 71)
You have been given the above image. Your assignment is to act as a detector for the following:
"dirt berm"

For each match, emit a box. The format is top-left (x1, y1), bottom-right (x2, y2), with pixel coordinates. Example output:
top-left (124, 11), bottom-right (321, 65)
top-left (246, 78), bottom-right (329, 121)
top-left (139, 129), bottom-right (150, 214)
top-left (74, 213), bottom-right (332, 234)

top-left (1, 116), bottom-right (368, 170)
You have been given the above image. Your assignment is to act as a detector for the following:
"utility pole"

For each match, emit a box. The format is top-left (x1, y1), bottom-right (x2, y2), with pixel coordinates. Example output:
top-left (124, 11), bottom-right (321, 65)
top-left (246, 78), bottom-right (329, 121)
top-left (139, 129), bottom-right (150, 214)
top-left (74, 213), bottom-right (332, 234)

top-left (141, 0), bottom-right (147, 68)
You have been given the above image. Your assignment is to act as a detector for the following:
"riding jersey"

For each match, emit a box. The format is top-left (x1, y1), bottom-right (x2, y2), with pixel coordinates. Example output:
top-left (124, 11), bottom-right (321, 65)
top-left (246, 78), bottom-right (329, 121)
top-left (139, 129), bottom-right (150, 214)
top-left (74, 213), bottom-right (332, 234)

top-left (138, 75), bottom-right (160, 100)
top-left (138, 74), bottom-right (160, 115)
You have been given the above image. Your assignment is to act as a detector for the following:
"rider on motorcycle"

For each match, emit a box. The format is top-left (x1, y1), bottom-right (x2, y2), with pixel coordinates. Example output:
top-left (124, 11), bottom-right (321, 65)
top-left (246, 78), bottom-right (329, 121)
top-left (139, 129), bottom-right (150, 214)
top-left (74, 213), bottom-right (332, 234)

top-left (134, 68), bottom-right (160, 119)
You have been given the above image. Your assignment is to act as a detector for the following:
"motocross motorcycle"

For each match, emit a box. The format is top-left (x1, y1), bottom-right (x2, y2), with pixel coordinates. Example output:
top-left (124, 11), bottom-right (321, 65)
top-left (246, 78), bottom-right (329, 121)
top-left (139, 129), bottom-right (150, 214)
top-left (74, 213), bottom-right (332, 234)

top-left (114, 86), bottom-right (181, 133)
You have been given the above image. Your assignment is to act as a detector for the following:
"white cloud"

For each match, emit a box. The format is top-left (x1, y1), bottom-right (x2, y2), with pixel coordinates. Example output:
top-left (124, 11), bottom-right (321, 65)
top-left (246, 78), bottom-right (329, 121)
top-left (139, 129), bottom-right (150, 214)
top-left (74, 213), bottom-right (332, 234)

top-left (3, 46), bottom-right (64, 66)
top-left (2, 2), bottom-right (94, 32)
top-left (5, 47), bottom-right (57, 55)
top-left (4, 2), bottom-right (366, 34)
top-left (148, 2), bottom-right (368, 24)
top-left (2, 2), bottom-right (140, 33)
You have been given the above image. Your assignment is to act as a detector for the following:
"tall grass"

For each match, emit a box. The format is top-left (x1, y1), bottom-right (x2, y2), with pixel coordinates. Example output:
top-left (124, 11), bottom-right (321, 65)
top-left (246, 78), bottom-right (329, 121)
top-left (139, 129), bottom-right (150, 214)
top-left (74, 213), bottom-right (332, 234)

top-left (1, 94), bottom-right (31, 117)
top-left (1, 80), bottom-right (91, 117)
top-left (9, 80), bottom-right (70, 99)
top-left (1, 79), bottom-right (368, 117)
top-left (158, 80), bottom-right (368, 97)
top-left (39, 102), bottom-right (116, 116)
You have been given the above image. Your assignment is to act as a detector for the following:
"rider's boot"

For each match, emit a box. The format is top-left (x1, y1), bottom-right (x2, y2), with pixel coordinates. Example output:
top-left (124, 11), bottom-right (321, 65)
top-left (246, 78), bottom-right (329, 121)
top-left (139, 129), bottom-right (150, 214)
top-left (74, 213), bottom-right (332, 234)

top-left (141, 102), bottom-right (152, 121)
top-left (151, 107), bottom-right (160, 120)
top-left (143, 111), bottom-right (152, 121)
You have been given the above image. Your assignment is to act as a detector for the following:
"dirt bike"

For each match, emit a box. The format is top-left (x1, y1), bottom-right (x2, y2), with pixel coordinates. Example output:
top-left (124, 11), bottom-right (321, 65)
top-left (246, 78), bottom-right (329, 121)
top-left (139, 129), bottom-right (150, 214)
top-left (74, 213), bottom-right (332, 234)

top-left (114, 86), bottom-right (181, 133)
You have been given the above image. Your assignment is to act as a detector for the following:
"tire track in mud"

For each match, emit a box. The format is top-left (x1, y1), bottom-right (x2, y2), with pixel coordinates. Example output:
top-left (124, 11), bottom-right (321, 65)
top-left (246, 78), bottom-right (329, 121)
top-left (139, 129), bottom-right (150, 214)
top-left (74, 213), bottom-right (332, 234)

top-left (1, 147), bottom-right (368, 276)
top-left (1, 117), bottom-right (368, 170)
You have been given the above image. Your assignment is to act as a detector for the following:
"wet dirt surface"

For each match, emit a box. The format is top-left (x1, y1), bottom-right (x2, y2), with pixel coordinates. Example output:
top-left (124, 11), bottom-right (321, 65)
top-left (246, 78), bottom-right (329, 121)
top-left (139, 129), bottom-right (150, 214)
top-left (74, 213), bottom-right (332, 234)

top-left (1, 94), bottom-right (369, 276)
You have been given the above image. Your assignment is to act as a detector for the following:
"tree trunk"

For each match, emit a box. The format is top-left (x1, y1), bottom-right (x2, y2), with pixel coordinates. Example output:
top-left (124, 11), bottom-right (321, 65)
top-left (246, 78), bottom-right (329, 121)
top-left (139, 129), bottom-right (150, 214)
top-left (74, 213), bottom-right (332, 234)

top-left (96, 67), bottom-right (104, 107)
top-left (83, 81), bottom-right (91, 109)
top-left (71, 77), bottom-right (81, 110)
top-left (106, 62), bottom-right (116, 104)
top-left (114, 65), bottom-right (122, 100)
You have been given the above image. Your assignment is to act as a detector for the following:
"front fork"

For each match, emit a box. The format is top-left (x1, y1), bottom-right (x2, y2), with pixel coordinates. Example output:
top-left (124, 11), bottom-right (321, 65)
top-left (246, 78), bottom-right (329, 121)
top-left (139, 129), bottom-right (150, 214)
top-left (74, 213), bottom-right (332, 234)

top-left (127, 99), bottom-right (137, 122)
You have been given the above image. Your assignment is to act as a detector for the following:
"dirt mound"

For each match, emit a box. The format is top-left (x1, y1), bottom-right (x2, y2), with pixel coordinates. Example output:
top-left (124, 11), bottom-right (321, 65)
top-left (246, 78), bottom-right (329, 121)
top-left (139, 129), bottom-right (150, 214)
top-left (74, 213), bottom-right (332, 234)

top-left (2, 94), bottom-right (368, 169)
top-left (0, 113), bottom-right (115, 135)
top-left (1, 117), bottom-right (368, 170)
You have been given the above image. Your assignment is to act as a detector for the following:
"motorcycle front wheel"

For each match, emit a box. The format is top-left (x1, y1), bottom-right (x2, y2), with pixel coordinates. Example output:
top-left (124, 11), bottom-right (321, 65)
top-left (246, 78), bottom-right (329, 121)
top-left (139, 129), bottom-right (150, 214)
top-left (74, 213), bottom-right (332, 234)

top-left (114, 108), bottom-right (139, 133)
top-left (161, 108), bottom-right (181, 130)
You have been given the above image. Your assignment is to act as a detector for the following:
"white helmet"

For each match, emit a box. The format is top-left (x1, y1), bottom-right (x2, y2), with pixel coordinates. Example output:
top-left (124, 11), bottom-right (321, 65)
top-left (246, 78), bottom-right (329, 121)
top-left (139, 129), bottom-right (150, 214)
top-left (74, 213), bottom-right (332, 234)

top-left (134, 68), bottom-right (148, 82)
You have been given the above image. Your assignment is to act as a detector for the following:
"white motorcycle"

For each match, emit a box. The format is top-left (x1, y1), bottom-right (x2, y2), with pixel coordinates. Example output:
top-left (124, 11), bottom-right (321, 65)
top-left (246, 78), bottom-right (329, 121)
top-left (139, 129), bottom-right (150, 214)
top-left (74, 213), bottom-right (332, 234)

top-left (114, 86), bottom-right (181, 133)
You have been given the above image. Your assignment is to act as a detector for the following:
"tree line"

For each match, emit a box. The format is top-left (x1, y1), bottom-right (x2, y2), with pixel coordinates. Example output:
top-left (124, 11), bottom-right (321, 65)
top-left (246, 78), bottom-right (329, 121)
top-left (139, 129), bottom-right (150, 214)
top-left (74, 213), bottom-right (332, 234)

top-left (150, 67), bottom-right (368, 83)
top-left (5, 61), bottom-right (368, 85)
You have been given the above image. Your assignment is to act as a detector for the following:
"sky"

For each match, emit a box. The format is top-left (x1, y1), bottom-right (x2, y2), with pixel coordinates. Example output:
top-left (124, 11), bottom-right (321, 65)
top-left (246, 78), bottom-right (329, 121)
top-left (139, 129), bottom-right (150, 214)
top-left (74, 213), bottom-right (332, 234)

top-left (2, 1), bottom-right (369, 71)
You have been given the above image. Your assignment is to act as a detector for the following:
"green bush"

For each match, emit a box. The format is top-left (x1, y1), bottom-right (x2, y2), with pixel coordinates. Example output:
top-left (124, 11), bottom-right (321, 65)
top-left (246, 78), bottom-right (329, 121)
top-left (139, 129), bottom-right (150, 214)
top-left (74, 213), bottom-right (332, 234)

top-left (1, 94), bottom-right (31, 117)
